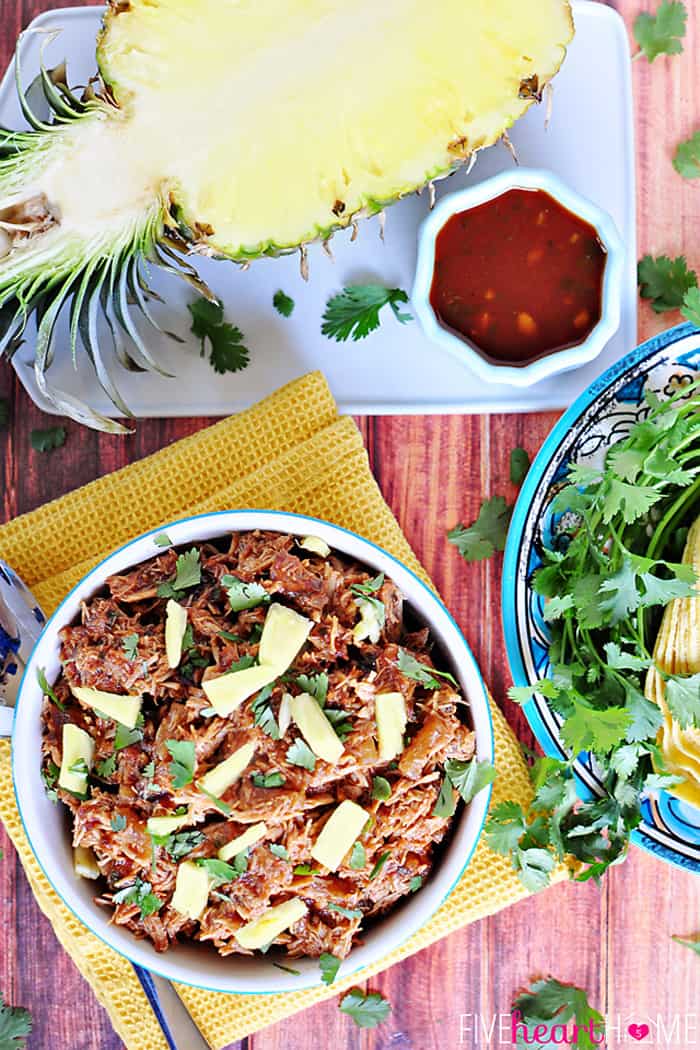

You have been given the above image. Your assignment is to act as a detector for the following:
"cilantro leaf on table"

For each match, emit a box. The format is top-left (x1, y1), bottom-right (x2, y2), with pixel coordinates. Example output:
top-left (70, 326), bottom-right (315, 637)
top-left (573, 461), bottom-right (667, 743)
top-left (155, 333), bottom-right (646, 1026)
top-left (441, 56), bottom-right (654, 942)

top-left (448, 495), bottom-right (513, 562)
top-left (319, 952), bottom-right (341, 985)
top-left (188, 297), bottom-right (250, 375)
top-left (339, 988), bottom-right (391, 1029)
top-left (157, 548), bottom-right (201, 598)
top-left (673, 130), bottom-right (700, 179)
top-left (113, 877), bottom-right (163, 918)
top-left (510, 447), bottom-right (531, 486)
top-left (638, 254), bottom-right (697, 312)
top-left (397, 648), bottom-right (457, 690)
top-left (166, 739), bottom-right (196, 788)
top-left (321, 285), bottom-right (412, 342)
top-left (30, 426), bottom-right (66, 452)
top-left (682, 286), bottom-right (700, 327)
top-left (633, 1), bottom-right (687, 62)
top-left (512, 977), bottom-right (604, 1049)
top-left (221, 574), bottom-right (269, 612)
top-left (0, 993), bottom-right (32, 1049)
top-left (672, 934), bottom-right (700, 957)
top-left (273, 290), bottom-right (295, 317)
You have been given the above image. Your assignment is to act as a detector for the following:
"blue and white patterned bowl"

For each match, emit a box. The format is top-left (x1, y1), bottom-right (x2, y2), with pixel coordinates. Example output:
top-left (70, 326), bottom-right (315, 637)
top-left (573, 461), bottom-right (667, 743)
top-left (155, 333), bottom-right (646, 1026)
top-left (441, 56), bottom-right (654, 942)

top-left (502, 322), bottom-right (700, 872)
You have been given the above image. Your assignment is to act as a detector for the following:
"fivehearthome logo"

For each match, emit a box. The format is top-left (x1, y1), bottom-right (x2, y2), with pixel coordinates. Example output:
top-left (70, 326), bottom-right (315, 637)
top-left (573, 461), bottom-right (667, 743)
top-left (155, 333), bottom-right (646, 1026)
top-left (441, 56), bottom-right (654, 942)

top-left (457, 1012), bottom-right (698, 1046)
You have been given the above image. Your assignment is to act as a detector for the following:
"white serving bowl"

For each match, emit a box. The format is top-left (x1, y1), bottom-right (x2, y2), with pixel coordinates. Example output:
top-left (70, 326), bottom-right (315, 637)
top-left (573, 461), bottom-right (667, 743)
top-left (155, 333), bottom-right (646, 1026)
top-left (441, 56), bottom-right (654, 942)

top-left (412, 168), bottom-right (625, 387)
top-left (9, 509), bottom-right (494, 994)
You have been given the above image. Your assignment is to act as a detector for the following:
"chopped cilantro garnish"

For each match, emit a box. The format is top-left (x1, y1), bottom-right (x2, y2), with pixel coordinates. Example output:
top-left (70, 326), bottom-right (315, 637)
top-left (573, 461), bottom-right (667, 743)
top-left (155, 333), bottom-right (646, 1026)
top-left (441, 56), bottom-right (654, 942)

top-left (371, 776), bottom-right (391, 801)
top-left (113, 877), bottom-right (163, 918)
top-left (296, 672), bottom-right (329, 705)
top-left (165, 739), bottom-right (196, 788)
top-left (122, 633), bottom-right (139, 661)
top-left (157, 548), bottom-right (202, 599)
top-left (396, 648), bottom-right (457, 690)
top-left (37, 668), bottom-right (63, 711)
top-left (251, 771), bottom-right (286, 788)
top-left (251, 684), bottom-right (280, 739)
top-left (286, 738), bottom-right (316, 771)
top-left (369, 850), bottom-right (390, 880)
top-left (221, 574), bottom-right (270, 612)
top-left (268, 843), bottom-right (290, 861)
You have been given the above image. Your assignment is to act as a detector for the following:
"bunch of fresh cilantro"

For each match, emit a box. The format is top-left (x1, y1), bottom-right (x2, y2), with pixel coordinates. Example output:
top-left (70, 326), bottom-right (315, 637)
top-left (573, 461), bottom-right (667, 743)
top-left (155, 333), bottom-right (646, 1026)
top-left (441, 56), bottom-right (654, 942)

top-left (487, 383), bottom-right (700, 887)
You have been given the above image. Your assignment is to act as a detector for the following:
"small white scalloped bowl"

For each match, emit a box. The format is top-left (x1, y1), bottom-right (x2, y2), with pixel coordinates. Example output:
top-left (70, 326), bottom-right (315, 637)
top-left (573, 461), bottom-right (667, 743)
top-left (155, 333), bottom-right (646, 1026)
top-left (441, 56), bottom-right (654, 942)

top-left (9, 509), bottom-right (494, 994)
top-left (412, 168), bottom-right (625, 387)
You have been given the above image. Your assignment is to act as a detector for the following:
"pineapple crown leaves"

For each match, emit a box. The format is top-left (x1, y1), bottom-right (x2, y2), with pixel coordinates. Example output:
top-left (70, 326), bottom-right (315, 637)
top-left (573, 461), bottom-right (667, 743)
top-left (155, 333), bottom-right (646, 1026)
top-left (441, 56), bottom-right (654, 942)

top-left (0, 42), bottom-right (219, 433)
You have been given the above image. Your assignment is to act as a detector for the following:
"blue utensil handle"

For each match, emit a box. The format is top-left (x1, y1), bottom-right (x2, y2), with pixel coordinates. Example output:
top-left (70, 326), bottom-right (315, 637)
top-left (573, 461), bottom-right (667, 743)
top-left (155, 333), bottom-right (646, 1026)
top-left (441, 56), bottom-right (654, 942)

top-left (0, 560), bottom-right (46, 737)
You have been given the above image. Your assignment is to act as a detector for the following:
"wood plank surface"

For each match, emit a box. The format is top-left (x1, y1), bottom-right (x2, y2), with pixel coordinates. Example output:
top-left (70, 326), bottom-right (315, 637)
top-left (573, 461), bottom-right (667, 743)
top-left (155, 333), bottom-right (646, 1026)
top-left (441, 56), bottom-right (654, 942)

top-left (1, 2), bottom-right (698, 1048)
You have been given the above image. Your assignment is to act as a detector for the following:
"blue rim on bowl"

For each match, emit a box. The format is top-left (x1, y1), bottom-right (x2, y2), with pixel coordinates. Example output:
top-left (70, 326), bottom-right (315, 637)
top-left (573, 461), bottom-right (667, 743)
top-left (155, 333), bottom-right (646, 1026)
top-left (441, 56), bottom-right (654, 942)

top-left (412, 167), bottom-right (625, 388)
top-left (501, 321), bottom-right (700, 872)
top-left (10, 509), bottom-right (494, 993)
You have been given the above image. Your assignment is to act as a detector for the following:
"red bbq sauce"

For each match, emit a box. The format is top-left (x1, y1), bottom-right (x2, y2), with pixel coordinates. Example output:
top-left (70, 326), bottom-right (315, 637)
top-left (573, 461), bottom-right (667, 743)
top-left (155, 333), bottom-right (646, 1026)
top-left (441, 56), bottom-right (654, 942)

top-left (429, 188), bottom-right (606, 365)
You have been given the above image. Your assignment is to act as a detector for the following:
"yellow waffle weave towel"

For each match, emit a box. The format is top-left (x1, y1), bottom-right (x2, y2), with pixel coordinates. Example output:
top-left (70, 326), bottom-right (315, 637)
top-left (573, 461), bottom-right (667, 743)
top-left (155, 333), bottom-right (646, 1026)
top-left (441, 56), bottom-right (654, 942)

top-left (0, 373), bottom-right (543, 1049)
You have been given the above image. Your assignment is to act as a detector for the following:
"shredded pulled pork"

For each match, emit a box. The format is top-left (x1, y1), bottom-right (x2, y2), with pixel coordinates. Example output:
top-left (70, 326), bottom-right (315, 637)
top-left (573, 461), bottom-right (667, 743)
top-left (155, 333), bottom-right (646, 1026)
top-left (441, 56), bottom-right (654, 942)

top-left (41, 530), bottom-right (475, 961)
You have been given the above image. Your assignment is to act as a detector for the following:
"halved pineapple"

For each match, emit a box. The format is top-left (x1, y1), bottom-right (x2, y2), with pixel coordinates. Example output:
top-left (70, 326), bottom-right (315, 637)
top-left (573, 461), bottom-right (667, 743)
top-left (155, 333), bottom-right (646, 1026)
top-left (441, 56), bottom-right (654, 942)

top-left (0, 0), bottom-right (573, 429)
top-left (644, 516), bottom-right (700, 808)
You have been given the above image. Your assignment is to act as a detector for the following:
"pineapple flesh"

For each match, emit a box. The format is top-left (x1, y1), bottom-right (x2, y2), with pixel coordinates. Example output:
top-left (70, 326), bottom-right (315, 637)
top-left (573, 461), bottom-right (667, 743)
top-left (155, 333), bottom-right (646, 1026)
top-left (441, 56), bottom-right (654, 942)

top-left (0, 0), bottom-right (573, 428)
top-left (645, 515), bottom-right (700, 809)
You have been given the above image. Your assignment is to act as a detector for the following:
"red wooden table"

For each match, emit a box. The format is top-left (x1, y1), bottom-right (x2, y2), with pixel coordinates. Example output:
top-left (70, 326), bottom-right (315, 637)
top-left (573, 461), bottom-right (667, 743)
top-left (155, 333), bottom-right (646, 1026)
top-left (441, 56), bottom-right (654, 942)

top-left (0, 3), bottom-right (698, 1048)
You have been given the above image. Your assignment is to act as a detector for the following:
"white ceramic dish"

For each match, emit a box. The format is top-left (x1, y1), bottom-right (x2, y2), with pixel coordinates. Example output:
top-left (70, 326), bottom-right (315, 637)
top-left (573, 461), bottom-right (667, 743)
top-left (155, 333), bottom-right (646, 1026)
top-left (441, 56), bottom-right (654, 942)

top-left (8, 510), bottom-right (494, 993)
top-left (412, 168), bottom-right (624, 387)
top-left (3, 1), bottom-right (636, 417)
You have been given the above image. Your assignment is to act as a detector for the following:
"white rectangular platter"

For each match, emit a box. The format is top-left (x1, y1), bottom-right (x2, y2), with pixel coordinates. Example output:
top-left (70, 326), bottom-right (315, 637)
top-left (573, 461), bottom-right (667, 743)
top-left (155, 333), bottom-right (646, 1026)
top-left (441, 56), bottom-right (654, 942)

top-left (3, 1), bottom-right (636, 418)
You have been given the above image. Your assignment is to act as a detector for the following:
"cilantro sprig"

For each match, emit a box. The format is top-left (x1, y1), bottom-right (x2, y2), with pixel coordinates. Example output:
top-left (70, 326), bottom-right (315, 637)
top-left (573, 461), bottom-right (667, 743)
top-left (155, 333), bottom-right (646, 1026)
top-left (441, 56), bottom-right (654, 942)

top-left (633, 1), bottom-right (687, 62)
top-left (512, 977), bottom-right (605, 1048)
top-left (0, 992), bottom-right (32, 1049)
top-left (188, 297), bottom-right (250, 375)
top-left (339, 988), bottom-right (391, 1029)
top-left (494, 384), bottom-right (700, 886)
top-left (322, 284), bottom-right (412, 342)
top-left (157, 548), bottom-right (202, 599)
top-left (113, 877), bottom-right (163, 918)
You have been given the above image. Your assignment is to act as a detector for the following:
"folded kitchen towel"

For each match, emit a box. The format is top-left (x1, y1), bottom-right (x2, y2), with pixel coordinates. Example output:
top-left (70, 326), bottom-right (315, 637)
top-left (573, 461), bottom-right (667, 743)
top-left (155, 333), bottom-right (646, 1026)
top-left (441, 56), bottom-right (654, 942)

top-left (0, 372), bottom-right (548, 1049)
